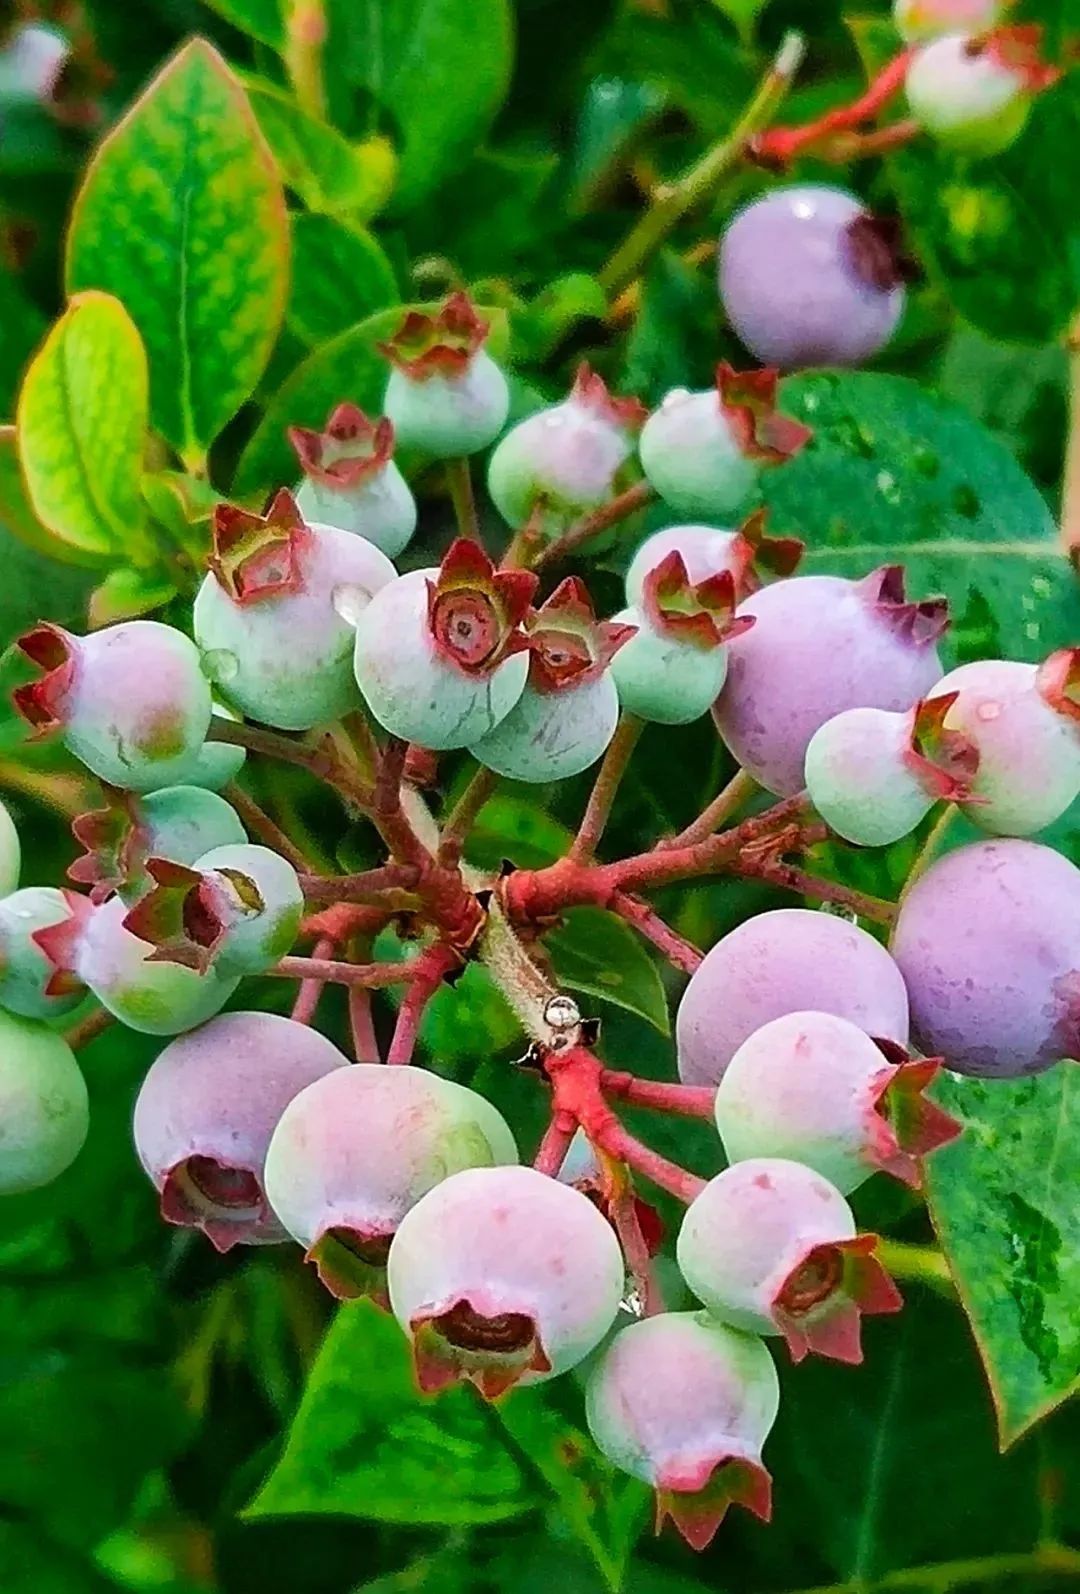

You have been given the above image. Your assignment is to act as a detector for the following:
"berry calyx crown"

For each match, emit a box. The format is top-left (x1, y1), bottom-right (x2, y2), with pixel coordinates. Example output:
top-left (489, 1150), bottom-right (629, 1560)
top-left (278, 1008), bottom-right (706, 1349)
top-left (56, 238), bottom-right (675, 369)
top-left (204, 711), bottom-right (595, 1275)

top-left (68, 786), bottom-right (148, 903)
top-left (426, 539), bottom-right (537, 676)
top-left (526, 576), bottom-right (636, 692)
top-left (12, 622), bottom-right (78, 734)
top-left (160, 1155), bottom-right (268, 1254)
top-left (715, 363), bottom-right (814, 463)
top-left (970, 25), bottom-right (1061, 92)
top-left (733, 508), bottom-right (804, 585)
top-left (642, 552), bottom-right (755, 652)
top-left (568, 362), bottom-right (648, 437)
top-left (377, 291), bottom-right (490, 380)
top-left (409, 1291), bottom-right (551, 1400)
top-left (771, 1233), bottom-right (902, 1365)
top-left (655, 1451), bottom-right (772, 1552)
top-left (865, 1045), bottom-right (963, 1187)
top-left (860, 565), bottom-right (950, 647)
top-left (904, 694), bottom-right (981, 801)
top-left (123, 857), bottom-right (264, 973)
top-left (31, 886), bottom-right (92, 997)
top-left (208, 489), bottom-right (309, 605)
top-left (288, 403), bottom-right (396, 489)
top-left (1036, 647), bottom-right (1080, 723)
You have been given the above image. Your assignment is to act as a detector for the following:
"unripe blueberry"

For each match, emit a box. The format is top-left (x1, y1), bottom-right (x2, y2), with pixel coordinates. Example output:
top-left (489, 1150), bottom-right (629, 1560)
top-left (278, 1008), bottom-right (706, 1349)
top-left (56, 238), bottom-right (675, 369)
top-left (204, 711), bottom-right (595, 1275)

top-left (892, 838), bottom-right (1080, 1077)
top-left (804, 695), bottom-right (979, 847)
top-left (677, 1160), bottom-right (902, 1365)
top-left (585, 1312), bottom-right (779, 1550)
top-left (0, 23), bottom-right (69, 107)
top-left (0, 887), bottom-right (85, 1018)
top-left (68, 784), bottom-right (246, 905)
top-left (719, 188), bottom-right (906, 370)
top-left (194, 490), bottom-right (396, 731)
top-left (387, 1164), bottom-right (625, 1398)
top-left (354, 539), bottom-right (535, 750)
top-left (639, 364), bottom-right (812, 521)
top-left (0, 1010), bottom-right (88, 1193)
top-left (290, 404), bottom-right (417, 559)
top-left (380, 293), bottom-right (509, 458)
top-left (133, 1011), bottom-right (349, 1252)
top-left (171, 705), bottom-right (247, 792)
top-left (61, 893), bottom-right (239, 1036)
top-left (677, 908), bottom-right (910, 1087)
top-left (894, 0), bottom-right (1005, 44)
top-left (15, 620), bottom-right (212, 793)
top-left (713, 1011), bottom-right (961, 1193)
top-left (611, 554), bottom-right (752, 726)
top-left (624, 511), bottom-right (803, 608)
top-left (468, 578), bottom-right (633, 780)
top-left (933, 652), bottom-right (1080, 836)
top-left (123, 843), bottom-right (302, 977)
top-left (0, 799), bottom-right (19, 896)
top-left (264, 1064), bottom-right (519, 1302)
top-left (905, 28), bottom-right (1058, 158)
top-left (715, 566), bottom-right (948, 795)
top-left (487, 363), bottom-right (646, 532)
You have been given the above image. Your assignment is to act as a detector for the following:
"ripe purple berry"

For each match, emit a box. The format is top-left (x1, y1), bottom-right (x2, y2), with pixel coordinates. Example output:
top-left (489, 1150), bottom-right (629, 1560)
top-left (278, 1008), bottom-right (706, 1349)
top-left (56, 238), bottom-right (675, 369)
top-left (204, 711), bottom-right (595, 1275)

top-left (354, 539), bottom-right (535, 750)
top-left (892, 838), bottom-right (1080, 1077)
top-left (193, 490), bottom-right (396, 731)
top-left (15, 620), bottom-right (212, 793)
top-left (134, 1011), bottom-right (349, 1251)
top-left (905, 27), bottom-right (1057, 158)
top-left (264, 1064), bottom-right (519, 1302)
top-left (487, 363), bottom-right (647, 532)
top-left (715, 566), bottom-right (948, 795)
top-left (638, 364), bottom-right (812, 521)
top-left (0, 1010), bottom-right (88, 1193)
top-left (387, 1164), bottom-right (624, 1398)
top-left (68, 784), bottom-right (246, 905)
top-left (380, 294), bottom-right (509, 458)
top-left (804, 695), bottom-right (980, 847)
top-left (677, 1159), bottom-right (902, 1365)
top-left (677, 907), bottom-right (910, 1087)
top-left (894, 0), bottom-right (1005, 43)
top-left (719, 188), bottom-right (906, 371)
top-left (585, 1312), bottom-right (779, 1550)
top-left (624, 511), bottom-right (803, 609)
top-left (290, 404), bottom-right (417, 558)
top-left (468, 578), bottom-right (633, 780)
top-left (0, 887), bottom-right (86, 1018)
top-left (713, 1011), bottom-right (961, 1193)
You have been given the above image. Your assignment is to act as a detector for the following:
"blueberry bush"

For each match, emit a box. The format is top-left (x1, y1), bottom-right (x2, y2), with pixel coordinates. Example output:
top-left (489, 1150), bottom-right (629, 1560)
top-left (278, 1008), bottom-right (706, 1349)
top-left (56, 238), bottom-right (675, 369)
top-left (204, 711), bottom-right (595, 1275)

top-left (2, 1), bottom-right (1080, 1591)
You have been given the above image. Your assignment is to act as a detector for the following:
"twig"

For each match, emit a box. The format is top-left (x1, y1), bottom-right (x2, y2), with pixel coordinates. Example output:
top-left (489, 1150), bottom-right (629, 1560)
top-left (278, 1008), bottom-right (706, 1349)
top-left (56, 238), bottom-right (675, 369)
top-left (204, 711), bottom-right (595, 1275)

top-left (591, 1119), bottom-right (706, 1204)
top-left (599, 1070), bottom-right (716, 1118)
top-left (733, 857), bottom-right (898, 924)
top-left (439, 766), bottom-right (499, 865)
top-left (898, 803), bottom-right (959, 911)
top-left (570, 713), bottom-right (643, 863)
top-left (291, 935), bottom-right (334, 1024)
top-left (610, 893), bottom-right (703, 974)
top-left (608, 1178), bottom-right (664, 1316)
top-left (300, 864), bottom-right (422, 904)
top-left (272, 956), bottom-right (411, 987)
top-left (446, 457), bottom-right (482, 546)
top-left (224, 783), bottom-right (312, 872)
top-left (533, 1113), bottom-right (576, 1177)
top-left (63, 1006), bottom-right (114, 1051)
top-left (666, 767), bottom-right (758, 849)
top-left (386, 942), bottom-right (461, 1064)
top-left (349, 985), bottom-right (381, 1063)
top-left (752, 48), bottom-right (914, 166)
top-left (532, 481), bottom-right (657, 573)
top-left (208, 719), bottom-right (375, 808)
top-left (874, 1239), bottom-right (955, 1297)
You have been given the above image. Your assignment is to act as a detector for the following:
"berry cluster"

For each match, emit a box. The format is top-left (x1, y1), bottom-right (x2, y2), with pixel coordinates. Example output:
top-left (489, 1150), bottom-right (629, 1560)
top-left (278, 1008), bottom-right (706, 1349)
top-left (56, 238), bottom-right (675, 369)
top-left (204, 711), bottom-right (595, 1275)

top-left (5, 272), bottom-right (1079, 1556)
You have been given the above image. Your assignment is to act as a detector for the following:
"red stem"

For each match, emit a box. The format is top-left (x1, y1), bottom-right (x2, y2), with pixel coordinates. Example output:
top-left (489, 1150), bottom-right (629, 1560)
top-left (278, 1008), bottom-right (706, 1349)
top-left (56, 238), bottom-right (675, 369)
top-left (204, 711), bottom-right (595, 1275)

top-left (300, 865), bottom-right (422, 904)
top-left (733, 856), bottom-right (897, 923)
top-left (532, 480), bottom-right (657, 573)
top-left (533, 1112), bottom-right (577, 1177)
top-left (291, 934), bottom-right (334, 1024)
top-left (386, 942), bottom-right (461, 1065)
top-left (349, 985), bottom-right (381, 1063)
top-left (611, 892), bottom-right (703, 974)
top-left (224, 782), bottom-right (312, 872)
top-left (592, 1120), bottom-right (706, 1204)
top-left (752, 49), bottom-right (914, 165)
top-left (63, 1005), bottom-right (114, 1051)
top-left (600, 1070), bottom-right (716, 1119)
top-left (608, 1181), bottom-right (665, 1316)
top-left (273, 955), bottom-right (411, 988)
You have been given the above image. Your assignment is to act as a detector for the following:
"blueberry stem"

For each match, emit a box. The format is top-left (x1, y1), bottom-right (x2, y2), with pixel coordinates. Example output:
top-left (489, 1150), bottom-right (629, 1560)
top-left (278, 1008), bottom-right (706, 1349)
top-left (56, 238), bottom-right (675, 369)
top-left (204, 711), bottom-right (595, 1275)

top-left (752, 47), bottom-right (914, 168)
top-left (665, 765), bottom-right (759, 849)
top-left (63, 1005), bottom-right (114, 1051)
top-left (385, 941), bottom-right (462, 1064)
top-left (610, 892), bottom-right (703, 974)
top-left (531, 480), bottom-right (656, 573)
top-left (569, 711), bottom-right (644, 863)
top-left (445, 456), bottom-right (483, 547)
top-left (272, 955), bottom-right (410, 987)
top-left (533, 1112), bottom-right (576, 1177)
top-left (599, 1070), bottom-right (715, 1118)
top-left (290, 934), bottom-right (334, 1024)
top-left (438, 765), bottom-right (499, 865)
top-left (224, 781), bottom-right (312, 873)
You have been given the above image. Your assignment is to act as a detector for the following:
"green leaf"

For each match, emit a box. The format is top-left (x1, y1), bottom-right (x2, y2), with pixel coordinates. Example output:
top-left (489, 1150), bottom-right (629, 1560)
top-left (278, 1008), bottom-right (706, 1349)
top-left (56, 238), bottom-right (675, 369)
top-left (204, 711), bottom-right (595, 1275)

top-left (926, 1069), bottom-right (1080, 1448)
top-left (66, 38), bottom-right (289, 464)
top-left (245, 78), bottom-right (396, 219)
top-left (464, 792), bottom-right (574, 871)
top-left (247, 1299), bottom-right (536, 1525)
top-left (0, 427), bottom-right (107, 569)
top-left (16, 292), bottom-right (149, 562)
top-left (545, 907), bottom-right (670, 1034)
top-left (761, 370), bottom-right (1080, 663)
top-left (324, 0), bottom-right (514, 210)
top-left (287, 213), bottom-right (399, 346)
top-left (88, 566), bottom-right (177, 627)
top-left (234, 301), bottom-right (509, 495)
top-left (201, 0), bottom-right (285, 48)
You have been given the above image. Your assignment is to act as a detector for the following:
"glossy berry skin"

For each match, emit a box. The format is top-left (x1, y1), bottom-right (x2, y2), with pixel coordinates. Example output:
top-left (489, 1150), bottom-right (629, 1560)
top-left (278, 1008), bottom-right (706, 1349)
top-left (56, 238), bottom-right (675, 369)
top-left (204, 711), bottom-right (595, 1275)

top-left (677, 1159), bottom-right (901, 1365)
top-left (0, 888), bottom-right (85, 1018)
top-left (714, 1010), bottom-right (959, 1193)
top-left (610, 605), bottom-right (730, 725)
top-left (264, 1065), bottom-right (519, 1301)
top-left (719, 188), bottom-right (905, 370)
top-left (194, 507), bottom-right (396, 731)
top-left (936, 659), bottom-right (1080, 836)
top-left (469, 672), bottom-right (620, 782)
top-left (0, 1011), bottom-right (88, 1194)
top-left (805, 707), bottom-right (932, 846)
top-left (677, 907), bottom-right (909, 1087)
top-left (133, 1011), bottom-right (349, 1252)
top-left (894, 0), bottom-right (1004, 43)
top-left (354, 568), bottom-right (530, 750)
top-left (905, 33), bottom-right (1031, 157)
top-left (0, 800), bottom-right (20, 897)
top-left (387, 1164), bottom-right (625, 1398)
top-left (74, 895), bottom-right (239, 1036)
top-left (585, 1312), bottom-right (779, 1550)
top-left (892, 839), bottom-right (1080, 1077)
top-left (69, 784), bottom-right (246, 906)
top-left (715, 569), bottom-right (946, 795)
top-left (15, 621), bottom-right (212, 793)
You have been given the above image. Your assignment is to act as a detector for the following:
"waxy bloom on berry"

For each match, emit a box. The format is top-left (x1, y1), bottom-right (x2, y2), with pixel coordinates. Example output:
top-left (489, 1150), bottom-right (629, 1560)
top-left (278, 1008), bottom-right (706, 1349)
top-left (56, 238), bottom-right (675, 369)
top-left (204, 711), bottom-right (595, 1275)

top-left (354, 539), bottom-right (536, 750)
top-left (906, 26), bottom-right (1059, 158)
top-left (0, 887), bottom-right (86, 1018)
top-left (625, 512), bottom-right (803, 609)
top-left (194, 490), bottom-right (396, 731)
top-left (380, 293), bottom-right (509, 458)
top-left (0, 798), bottom-right (20, 897)
top-left (290, 403), bottom-right (417, 558)
top-left (0, 1010), bottom-right (88, 1194)
top-left (586, 1312), bottom-right (780, 1550)
top-left (677, 1159), bottom-right (902, 1364)
top-left (639, 364), bottom-right (812, 521)
top-left (68, 784), bottom-right (246, 906)
top-left (387, 1164), bottom-right (624, 1398)
top-left (133, 1011), bottom-right (349, 1252)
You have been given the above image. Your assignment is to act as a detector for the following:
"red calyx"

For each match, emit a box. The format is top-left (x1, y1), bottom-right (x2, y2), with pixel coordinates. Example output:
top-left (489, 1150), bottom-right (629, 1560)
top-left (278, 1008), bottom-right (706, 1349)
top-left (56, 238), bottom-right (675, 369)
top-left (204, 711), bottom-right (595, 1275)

top-left (426, 539), bottom-right (538, 676)
top-left (13, 622), bottom-right (78, 734)
top-left (866, 1050), bottom-right (963, 1188)
top-left (161, 1156), bottom-right (268, 1253)
top-left (1037, 648), bottom-right (1080, 723)
top-left (68, 787), bottom-right (146, 903)
top-left (410, 1296), bottom-right (550, 1399)
top-left (306, 1227), bottom-right (394, 1306)
top-left (643, 552), bottom-right (755, 652)
top-left (844, 213), bottom-right (916, 292)
top-left (655, 1455), bottom-right (772, 1550)
top-left (377, 291), bottom-right (489, 380)
top-left (973, 25), bottom-right (1061, 92)
top-left (735, 507), bottom-right (804, 585)
top-left (288, 403), bottom-right (396, 489)
top-left (772, 1234), bottom-right (902, 1365)
top-left (860, 565), bottom-right (950, 647)
top-left (715, 363), bottom-right (813, 464)
top-left (31, 887), bottom-right (92, 997)
top-left (208, 489), bottom-right (309, 605)
top-left (569, 362), bottom-right (648, 436)
top-left (123, 857), bottom-right (262, 972)
top-left (526, 576), bottom-right (636, 693)
top-left (904, 694), bottom-right (981, 802)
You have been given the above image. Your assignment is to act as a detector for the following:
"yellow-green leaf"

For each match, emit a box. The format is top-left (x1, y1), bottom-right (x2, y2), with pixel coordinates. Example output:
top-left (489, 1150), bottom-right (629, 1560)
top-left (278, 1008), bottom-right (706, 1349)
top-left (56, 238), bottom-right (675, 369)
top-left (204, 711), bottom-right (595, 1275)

top-left (66, 39), bottom-right (289, 465)
top-left (0, 427), bottom-right (109, 568)
top-left (16, 292), bottom-right (149, 562)
top-left (246, 78), bottom-right (396, 220)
